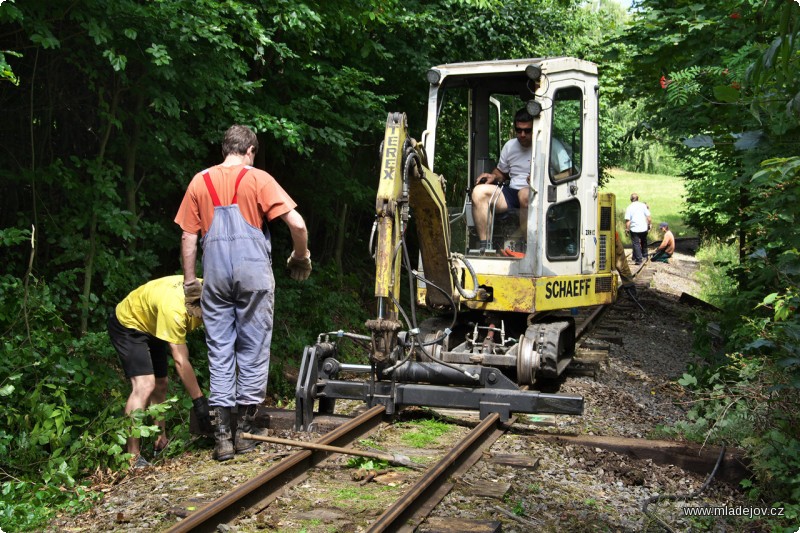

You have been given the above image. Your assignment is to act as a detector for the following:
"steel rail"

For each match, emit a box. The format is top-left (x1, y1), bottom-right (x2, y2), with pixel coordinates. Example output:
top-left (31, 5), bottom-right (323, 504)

top-left (168, 404), bottom-right (386, 533)
top-left (367, 412), bottom-right (506, 532)
top-left (574, 304), bottom-right (609, 340)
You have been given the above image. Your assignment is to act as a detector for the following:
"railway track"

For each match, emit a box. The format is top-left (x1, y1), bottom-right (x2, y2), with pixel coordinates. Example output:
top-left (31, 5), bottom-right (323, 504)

top-left (164, 408), bottom-right (511, 532)
top-left (166, 304), bottom-right (612, 532)
top-left (48, 258), bottom-right (750, 533)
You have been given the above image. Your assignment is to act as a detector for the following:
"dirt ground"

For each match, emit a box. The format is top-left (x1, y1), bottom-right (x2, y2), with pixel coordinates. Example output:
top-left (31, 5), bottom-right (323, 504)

top-left (48, 241), bottom-right (764, 532)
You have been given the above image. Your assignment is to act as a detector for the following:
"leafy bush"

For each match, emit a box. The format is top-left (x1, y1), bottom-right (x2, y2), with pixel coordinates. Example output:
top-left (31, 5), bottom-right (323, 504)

top-left (603, 101), bottom-right (685, 176)
top-left (0, 273), bottom-right (175, 530)
top-left (673, 157), bottom-right (800, 527)
top-left (681, 149), bottom-right (742, 241)
top-left (695, 238), bottom-right (739, 307)
top-left (272, 260), bottom-right (371, 366)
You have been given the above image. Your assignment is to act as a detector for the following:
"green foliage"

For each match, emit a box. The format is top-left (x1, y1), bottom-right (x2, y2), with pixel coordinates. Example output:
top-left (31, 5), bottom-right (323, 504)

top-left (669, 354), bottom-right (764, 444)
top-left (399, 417), bottom-right (452, 448)
top-left (670, 156), bottom-right (800, 527)
top-left (664, 66), bottom-right (730, 107)
top-left (0, 226), bottom-right (31, 247)
top-left (601, 100), bottom-right (686, 176)
top-left (0, 49), bottom-right (21, 85)
top-left (512, 499), bottom-right (527, 516)
top-left (0, 274), bottom-right (171, 530)
top-left (695, 239), bottom-right (739, 307)
top-left (681, 149), bottom-right (742, 240)
top-left (745, 428), bottom-right (800, 521)
top-left (0, 481), bottom-right (101, 532)
top-left (672, 349), bottom-right (800, 525)
top-left (630, 138), bottom-right (684, 177)
top-left (345, 456), bottom-right (389, 470)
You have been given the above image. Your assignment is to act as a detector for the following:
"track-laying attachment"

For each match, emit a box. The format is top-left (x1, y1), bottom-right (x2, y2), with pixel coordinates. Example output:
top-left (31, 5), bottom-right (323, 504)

top-left (295, 337), bottom-right (583, 431)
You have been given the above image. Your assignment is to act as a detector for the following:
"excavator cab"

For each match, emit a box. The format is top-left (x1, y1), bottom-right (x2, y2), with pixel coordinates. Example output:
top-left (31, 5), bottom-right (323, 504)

top-left (425, 60), bottom-right (594, 270)
top-left (413, 58), bottom-right (616, 316)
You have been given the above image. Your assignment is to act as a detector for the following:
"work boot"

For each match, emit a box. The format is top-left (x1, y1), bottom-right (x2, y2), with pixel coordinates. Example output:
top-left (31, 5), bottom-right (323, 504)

top-left (235, 404), bottom-right (268, 454)
top-left (210, 406), bottom-right (234, 462)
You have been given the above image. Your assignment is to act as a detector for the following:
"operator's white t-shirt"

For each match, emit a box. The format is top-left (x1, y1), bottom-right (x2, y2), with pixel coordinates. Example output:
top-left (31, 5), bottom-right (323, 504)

top-left (497, 139), bottom-right (532, 190)
top-left (497, 137), bottom-right (573, 189)
top-left (550, 137), bottom-right (572, 176)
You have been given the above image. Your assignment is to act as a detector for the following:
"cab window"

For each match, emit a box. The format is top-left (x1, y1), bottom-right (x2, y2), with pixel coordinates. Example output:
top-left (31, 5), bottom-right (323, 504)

top-left (549, 87), bottom-right (582, 183)
top-left (546, 198), bottom-right (581, 260)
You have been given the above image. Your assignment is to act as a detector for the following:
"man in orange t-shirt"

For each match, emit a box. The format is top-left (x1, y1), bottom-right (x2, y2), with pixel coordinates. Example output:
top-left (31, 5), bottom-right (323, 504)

top-left (175, 124), bottom-right (311, 461)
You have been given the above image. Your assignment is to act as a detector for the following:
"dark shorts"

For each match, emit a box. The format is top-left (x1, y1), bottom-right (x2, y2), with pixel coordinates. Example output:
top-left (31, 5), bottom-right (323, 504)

top-left (501, 185), bottom-right (521, 209)
top-left (107, 312), bottom-right (169, 379)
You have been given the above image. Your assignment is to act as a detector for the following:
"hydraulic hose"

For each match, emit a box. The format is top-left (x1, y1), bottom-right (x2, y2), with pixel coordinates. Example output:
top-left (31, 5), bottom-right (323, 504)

top-left (450, 253), bottom-right (478, 299)
top-left (399, 227), bottom-right (457, 345)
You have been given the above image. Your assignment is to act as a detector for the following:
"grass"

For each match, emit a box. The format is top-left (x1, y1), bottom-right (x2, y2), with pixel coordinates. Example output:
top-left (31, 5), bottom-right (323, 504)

top-left (400, 418), bottom-right (452, 448)
top-left (602, 168), bottom-right (693, 245)
top-left (695, 238), bottom-right (739, 306)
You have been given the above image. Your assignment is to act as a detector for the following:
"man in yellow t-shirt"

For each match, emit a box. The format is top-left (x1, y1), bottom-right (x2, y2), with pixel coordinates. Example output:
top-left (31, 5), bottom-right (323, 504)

top-left (107, 275), bottom-right (208, 468)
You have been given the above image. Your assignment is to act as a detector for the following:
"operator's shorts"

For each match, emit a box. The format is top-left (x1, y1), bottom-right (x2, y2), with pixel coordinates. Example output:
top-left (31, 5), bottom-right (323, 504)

top-left (107, 312), bottom-right (169, 379)
top-left (501, 186), bottom-right (521, 209)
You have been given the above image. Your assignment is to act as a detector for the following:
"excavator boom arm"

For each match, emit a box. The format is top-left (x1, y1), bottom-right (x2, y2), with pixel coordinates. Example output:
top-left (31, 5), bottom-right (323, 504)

top-left (374, 113), bottom-right (457, 313)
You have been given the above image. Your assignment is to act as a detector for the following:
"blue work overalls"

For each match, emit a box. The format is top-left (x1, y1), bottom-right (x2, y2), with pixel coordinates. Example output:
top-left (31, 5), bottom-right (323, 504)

top-left (200, 166), bottom-right (274, 408)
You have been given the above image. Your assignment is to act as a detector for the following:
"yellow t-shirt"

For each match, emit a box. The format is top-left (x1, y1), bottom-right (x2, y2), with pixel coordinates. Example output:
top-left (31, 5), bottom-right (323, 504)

top-left (115, 275), bottom-right (202, 345)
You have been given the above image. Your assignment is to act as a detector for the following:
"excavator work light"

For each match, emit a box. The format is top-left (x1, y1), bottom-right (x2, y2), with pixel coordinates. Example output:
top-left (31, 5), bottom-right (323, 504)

top-left (525, 64), bottom-right (542, 81)
top-left (526, 99), bottom-right (542, 117)
top-left (426, 68), bottom-right (442, 86)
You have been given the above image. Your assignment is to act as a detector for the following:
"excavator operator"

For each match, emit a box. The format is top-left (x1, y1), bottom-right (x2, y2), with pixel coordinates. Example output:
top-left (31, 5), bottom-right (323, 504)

top-left (471, 107), bottom-right (533, 255)
top-left (471, 107), bottom-right (572, 256)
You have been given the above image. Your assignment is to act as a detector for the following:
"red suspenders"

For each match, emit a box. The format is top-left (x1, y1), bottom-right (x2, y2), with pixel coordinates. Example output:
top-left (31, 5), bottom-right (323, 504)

top-left (201, 167), bottom-right (250, 207)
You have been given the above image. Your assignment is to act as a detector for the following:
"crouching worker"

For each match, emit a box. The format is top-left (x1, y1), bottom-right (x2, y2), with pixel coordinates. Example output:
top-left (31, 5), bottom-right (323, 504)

top-left (107, 275), bottom-right (212, 469)
top-left (651, 222), bottom-right (675, 263)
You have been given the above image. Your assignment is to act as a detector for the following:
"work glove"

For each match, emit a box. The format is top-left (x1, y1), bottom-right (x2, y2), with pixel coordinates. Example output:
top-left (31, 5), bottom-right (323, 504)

top-left (287, 252), bottom-right (312, 281)
top-left (192, 396), bottom-right (212, 436)
top-left (183, 279), bottom-right (203, 318)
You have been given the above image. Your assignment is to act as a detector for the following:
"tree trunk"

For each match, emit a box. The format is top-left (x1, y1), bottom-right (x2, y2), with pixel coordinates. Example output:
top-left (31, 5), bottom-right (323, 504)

top-left (80, 86), bottom-right (119, 335)
top-left (80, 212), bottom-right (98, 335)
top-left (737, 184), bottom-right (748, 291)
top-left (124, 94), bottom-right (144, 254)
top-left (334, 202), bottom-right (348, 279)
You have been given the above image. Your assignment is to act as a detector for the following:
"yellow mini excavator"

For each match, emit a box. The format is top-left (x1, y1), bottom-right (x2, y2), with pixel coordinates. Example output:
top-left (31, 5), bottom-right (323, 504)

top-left (296, 58), bottom-right (619, 430)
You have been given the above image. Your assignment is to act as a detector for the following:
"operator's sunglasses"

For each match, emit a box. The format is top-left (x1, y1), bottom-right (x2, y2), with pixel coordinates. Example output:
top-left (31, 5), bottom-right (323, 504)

top-left (515, 127), bottom-right (533, 134)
